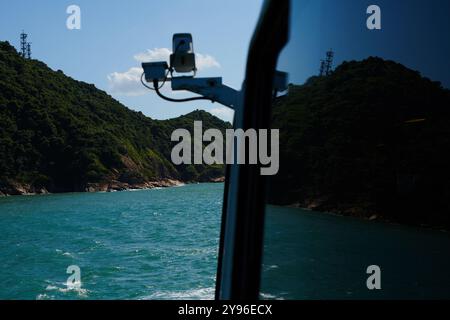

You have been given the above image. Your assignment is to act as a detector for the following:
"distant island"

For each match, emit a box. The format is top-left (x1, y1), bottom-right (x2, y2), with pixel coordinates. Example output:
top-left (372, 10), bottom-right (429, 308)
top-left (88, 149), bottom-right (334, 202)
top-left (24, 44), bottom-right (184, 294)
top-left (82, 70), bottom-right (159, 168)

top-left (0, 41), bottom-right (229, 196)
top-left (268, 57), bottom-right (450, 229)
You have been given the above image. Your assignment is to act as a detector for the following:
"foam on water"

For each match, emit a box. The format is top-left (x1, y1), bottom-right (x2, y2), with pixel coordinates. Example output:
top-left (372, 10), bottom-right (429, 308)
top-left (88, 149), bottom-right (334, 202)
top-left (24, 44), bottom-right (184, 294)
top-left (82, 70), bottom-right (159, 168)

top-left (42, 282), bottom-right (90, 299)
top-left (140, 287), bottom-right (215, 300)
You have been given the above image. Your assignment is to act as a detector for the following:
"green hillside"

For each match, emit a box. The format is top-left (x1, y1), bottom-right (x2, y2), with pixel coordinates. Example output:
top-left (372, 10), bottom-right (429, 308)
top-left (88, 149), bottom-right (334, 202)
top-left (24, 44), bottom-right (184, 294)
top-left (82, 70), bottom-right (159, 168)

top-left (268, 57), bottom-right (450, 228)
top-left (0, 41), bottom-right (230, 195)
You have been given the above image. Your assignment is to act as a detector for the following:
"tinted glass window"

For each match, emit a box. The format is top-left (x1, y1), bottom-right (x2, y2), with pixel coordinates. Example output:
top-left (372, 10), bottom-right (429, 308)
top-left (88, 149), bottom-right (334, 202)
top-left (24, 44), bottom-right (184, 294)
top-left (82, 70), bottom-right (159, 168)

top-left (261, 0), bottom-right (450, 299)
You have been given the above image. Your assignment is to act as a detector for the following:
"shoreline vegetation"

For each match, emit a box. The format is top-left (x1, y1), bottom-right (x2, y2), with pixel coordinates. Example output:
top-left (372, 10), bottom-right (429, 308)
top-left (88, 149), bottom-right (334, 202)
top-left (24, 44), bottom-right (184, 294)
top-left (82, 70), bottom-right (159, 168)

top-left (268, 57), bottom-right (450, 230)
top-left (0, 41), bottom-right (230, 198)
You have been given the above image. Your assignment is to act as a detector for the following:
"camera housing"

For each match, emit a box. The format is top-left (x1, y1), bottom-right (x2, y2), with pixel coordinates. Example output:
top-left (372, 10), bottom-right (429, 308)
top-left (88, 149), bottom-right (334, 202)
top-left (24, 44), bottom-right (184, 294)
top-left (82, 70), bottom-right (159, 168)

top-left (170, 33), bottom-right (196, 74)
top-left (142, 62), bottom-right (169, 82)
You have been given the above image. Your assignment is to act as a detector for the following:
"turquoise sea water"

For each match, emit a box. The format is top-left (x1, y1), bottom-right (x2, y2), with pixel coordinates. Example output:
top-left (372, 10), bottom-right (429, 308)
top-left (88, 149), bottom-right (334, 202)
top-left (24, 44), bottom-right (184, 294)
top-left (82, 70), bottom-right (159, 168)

top-left (0, 183), bottom-right (222, 300)
top-left (1, 183), bottom-right (450, 300)
top-left (262, 206), bottom-right (450, 299)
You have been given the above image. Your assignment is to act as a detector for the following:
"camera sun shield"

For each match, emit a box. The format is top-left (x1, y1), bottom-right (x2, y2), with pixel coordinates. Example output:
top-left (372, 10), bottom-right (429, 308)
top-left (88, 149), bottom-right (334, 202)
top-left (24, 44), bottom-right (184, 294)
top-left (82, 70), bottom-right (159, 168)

top-left (142, 62), bottom-right (169, 82)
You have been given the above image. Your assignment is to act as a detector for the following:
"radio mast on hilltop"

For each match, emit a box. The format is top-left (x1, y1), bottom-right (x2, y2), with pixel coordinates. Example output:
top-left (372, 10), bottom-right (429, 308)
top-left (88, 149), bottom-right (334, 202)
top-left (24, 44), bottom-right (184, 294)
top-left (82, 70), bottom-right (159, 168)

top-left (19, 31), bottom-right (32, 59)
top-left (319, 49), bottom-right (334, 76)
top-left (27, 43), bottom-right (32, 59)
top-left (324, 49), bottom-right (334, 75)
top-left (20, 31), bottom-right (28, 58)
top-left (319, 59), bottom-right (325, 77)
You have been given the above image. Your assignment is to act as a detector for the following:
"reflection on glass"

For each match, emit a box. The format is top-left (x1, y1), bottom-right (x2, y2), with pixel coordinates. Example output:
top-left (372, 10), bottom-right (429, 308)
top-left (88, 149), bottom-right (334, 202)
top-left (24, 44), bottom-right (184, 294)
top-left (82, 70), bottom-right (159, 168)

top-left (261, 0), bottom-right (450, 299)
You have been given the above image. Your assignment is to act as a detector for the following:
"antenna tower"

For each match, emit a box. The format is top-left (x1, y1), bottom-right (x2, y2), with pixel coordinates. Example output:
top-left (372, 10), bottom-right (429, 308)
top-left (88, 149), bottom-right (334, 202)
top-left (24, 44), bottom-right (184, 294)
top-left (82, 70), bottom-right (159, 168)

top-left (26, 42), bottom-right (32, 59)
top-left (319, 49), bottom-right (335, 76)
top-left (324, 49), bottom-right (334, 76)
top-left (319, 60), bottom-right (325, 76)
top-left (20, 31), bottom-right (28, 58)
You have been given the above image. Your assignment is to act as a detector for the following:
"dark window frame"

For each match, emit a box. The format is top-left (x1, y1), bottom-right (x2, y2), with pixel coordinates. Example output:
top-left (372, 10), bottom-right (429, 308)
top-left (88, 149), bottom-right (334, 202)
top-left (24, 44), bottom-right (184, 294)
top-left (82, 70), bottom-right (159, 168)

top-left (215, 0), bottom-right (290, 300)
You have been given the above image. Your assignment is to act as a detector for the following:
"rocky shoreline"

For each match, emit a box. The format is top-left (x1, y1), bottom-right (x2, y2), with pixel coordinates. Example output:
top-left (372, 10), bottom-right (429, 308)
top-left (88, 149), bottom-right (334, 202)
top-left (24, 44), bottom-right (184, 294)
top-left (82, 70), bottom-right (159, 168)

top-left (287, 200), bottom-right (449, 232)
top-left (288, 201), bottom-right (381, 222)
top-left (84, 179), bottom-right (186, 193)
top-left (0, 181), bottom-right (50, 196)
top-left (0, 177), bottom-right (225, 197)
top-left (288, 198), bottom-right (378, 220)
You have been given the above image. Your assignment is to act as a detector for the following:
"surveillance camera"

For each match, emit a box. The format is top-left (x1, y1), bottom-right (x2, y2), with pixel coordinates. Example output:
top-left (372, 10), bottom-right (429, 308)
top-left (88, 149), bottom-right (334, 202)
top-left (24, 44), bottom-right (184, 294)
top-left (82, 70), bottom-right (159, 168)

top-left (142, 62), bottom-right (169, 82)
top-left (170, 33), bottom-right (196, 74)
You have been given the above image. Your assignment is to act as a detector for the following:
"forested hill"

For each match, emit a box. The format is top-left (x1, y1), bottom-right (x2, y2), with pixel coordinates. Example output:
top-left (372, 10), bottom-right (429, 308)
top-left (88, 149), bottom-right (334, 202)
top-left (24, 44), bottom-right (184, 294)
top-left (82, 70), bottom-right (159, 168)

top-left (0, 41), bottom-right (230, 195)
top-left (268, 57), bottom-right (450, 228)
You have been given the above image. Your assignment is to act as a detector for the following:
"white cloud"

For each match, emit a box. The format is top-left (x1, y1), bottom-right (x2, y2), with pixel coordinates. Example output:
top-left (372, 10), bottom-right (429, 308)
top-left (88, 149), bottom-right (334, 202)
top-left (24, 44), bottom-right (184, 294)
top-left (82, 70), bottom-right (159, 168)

top-left (107, 67), bottom-right (147, 96)
top-left (209, 106), bottom-right (234, 123)
top-left (195, 53), bottom-right (221, 70)
top-left (133, 48), bottom-right (220, 71)
top-left (108, 48), bottom-right (221, 96)
top-left (133, 48), bottom-right (172, 63)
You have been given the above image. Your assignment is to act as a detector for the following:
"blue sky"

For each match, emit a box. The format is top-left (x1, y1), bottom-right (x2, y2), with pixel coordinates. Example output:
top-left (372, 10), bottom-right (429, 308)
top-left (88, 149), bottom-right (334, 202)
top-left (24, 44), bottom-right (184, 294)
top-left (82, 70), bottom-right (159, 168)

top-left (0, 0), bottom-right (263, 122)
top-left (2, 0), bottom-right (449, 123)
top-left (279, 0), bottom-right (450, 88)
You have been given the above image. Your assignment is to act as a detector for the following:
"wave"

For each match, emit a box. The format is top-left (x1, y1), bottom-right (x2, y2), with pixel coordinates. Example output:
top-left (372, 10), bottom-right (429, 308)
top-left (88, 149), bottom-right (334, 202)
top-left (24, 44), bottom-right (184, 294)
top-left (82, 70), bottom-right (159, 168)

top-left (55, 249), bottom-right (74, 258)
top-left (140, 287), bottom-right (214, 300)
top-left (126, 189), bottom-right (147, 192)
top-left (44, 282), bottom-right (89, 298)
top-left (260, 292), bottom-right (284, 300)
top-left (173, 183), bottom-right (186, 188)
top-left (263, 264), bottom-right (279, 271)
